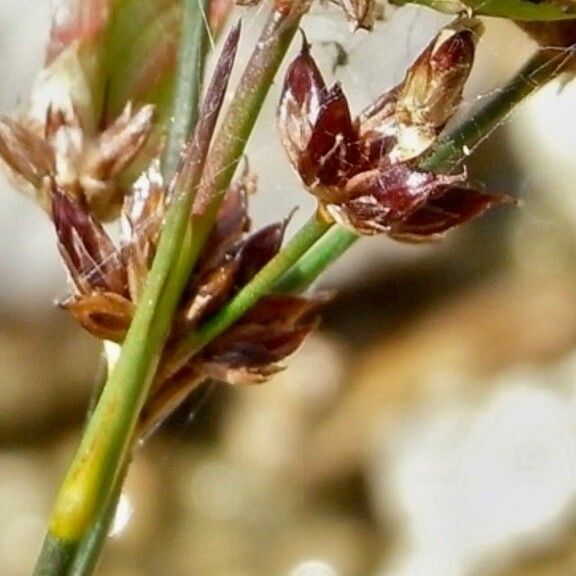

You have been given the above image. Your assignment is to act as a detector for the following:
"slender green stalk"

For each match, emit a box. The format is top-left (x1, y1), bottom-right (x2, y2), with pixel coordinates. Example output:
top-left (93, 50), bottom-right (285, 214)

top-left (179, 0), bottom-right (309, 284)
top-left (34, 161), bottom-right (200, 572)
top-left (275, 225), bottom-right (358, 293)
top-left (49, 6), bottom-right (213, 575)
top-left (66, 467), bottom-right (126, 576)
top-left (162, 0), bottom-right (210, 181)
top-left (32, 19), bottom-right (235, 576)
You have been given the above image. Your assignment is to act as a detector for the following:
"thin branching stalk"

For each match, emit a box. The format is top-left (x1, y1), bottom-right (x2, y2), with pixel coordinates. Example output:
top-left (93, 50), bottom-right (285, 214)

top-left (274, 224), bottom-right (358, 293)
top-left (32, 22), bottom-right (240, 576)
top-left (162, 0), bottom-right (211, 181)
top-left (178, 0), bottom-right (310, 282)
top-left (52, 3), bottom-right (213, 573)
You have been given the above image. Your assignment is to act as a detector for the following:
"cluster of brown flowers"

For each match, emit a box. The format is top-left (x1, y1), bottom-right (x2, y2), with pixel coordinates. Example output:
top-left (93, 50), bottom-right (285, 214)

top-left (51, 158), bottom-right (324, 432)
top-left (278, 17), bottom-right (505, 240)
top-left (0, 4), bottom-right (506, 436)
top-left (0, 11), bottom-right (323, 434)
top-left (0, 102), bottom-right (154, 219)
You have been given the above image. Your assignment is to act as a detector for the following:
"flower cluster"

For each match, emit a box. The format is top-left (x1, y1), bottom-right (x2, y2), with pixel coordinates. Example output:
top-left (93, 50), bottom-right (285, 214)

top-left (0, 103), bottom-right (154, 220)
top-left (52, 160), bottom-right (324, 431)
top-left (278, 18), bottom-right (506, 240)
top-left (0, 0), bottom-right (190, 221)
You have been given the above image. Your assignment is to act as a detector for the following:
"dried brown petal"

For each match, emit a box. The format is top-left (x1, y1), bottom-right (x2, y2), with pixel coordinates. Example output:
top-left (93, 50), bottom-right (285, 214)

top-left (180, 216), bottom-right (288, 331)
top-left (234, 220), bottom-right (288, 287)
top-left (197, 169), bottom-right (253, 272)
top-left (122, 162), bottom-right (166, 301)
top-left (299, 83), bottom-right (357, 193)
top-left (0, 117), bottom-right (55, 198)
top-left (278, 38), bottom-right (331, 172)
top-left (202, 361), bottom-right (280, 386)
top-left (200, 294), bottom-right (326, 385)
top-left (357, 85), bottom-right (400, 169)
top-left (89, 103), bottom-right (155, 179)
top-left (52, 186), bottom-right (127, 295)
top-left (122, 161), bottom-right (166, 244)
top-left (331, 163), bottom-right (467, 234)
top-left (180, 257), bottom-right (239, 328)
top-left (278, 40), bottom-right (358, 199)
top-left (62, 291), bottom-right (134, 342)
top-left (139, 366), bottom-right (204, 438)
top-left (389, 186), bottom-right (510, 240)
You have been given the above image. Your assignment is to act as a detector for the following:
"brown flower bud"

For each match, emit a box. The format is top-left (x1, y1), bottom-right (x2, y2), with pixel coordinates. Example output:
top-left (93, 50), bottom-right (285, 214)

top-left (393, 17), bottom-right (483, 162)
top-left (278, 38), bottom-right (356, 199)
top-left (62, 292), bottom-right (134, 343)
top-left (52, 186), bottom-right (127, 295)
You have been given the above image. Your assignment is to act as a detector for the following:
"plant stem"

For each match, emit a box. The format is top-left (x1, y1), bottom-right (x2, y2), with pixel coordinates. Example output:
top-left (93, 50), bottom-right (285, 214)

top-left (162, 0), bottom-right (210, 181)
top-left (48, 5), bottom-right (213, 574)
top-left (421, 47), bottom-right (575, 172)
top-left (180, 0), bottom-right (309, 278)
top-left (275, 225), bottom-right (358, 293)
top-left (32, 20), bottom-right (238, 576)
top-left (66, 466), bottom-right (126, 576)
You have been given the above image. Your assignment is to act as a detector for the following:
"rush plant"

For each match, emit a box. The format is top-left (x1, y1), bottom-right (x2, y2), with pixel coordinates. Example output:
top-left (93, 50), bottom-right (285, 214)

top-left (0, 0), bottom-right (574, 574)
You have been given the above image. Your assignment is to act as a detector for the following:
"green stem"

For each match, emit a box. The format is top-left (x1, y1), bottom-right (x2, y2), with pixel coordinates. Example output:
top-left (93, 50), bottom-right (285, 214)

top-left (181, 0), bottom-right (308, 277)
top-left (32, 13), bottom-right (226, 576)
top-left (162, 0), bottom-right (210, 181)
top-left (67, 465), bottom-right (127, 576)
top-left (161, 216), bottom-right (331, 379)
top-left (275, 225), bottom-right (358, 293)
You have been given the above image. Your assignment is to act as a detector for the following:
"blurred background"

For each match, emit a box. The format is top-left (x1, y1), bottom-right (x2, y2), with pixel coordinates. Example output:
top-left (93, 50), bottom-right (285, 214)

top-left (2, 1), bottom-right (576, 575)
